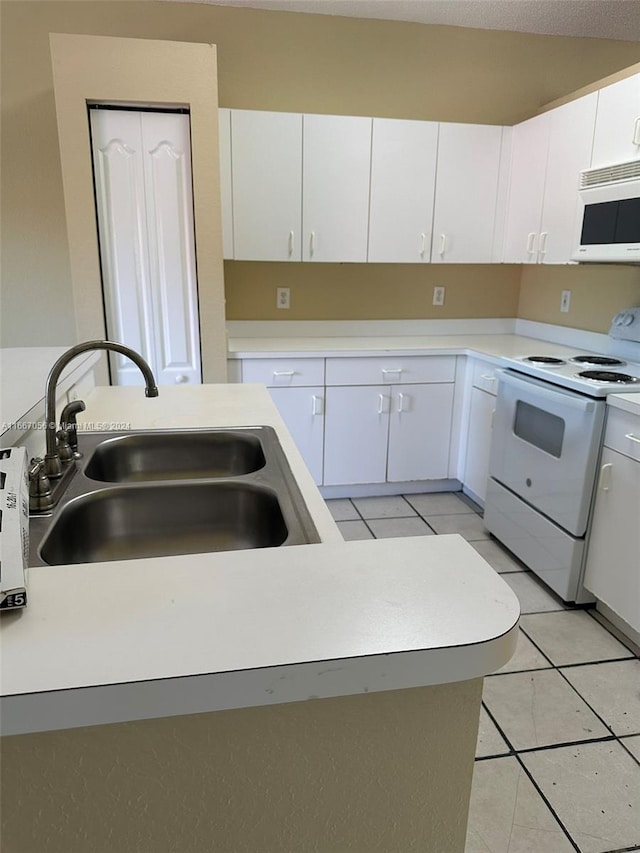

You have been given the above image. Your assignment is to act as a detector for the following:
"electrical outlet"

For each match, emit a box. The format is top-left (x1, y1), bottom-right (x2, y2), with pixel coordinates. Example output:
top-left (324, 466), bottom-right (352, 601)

top-left (560, 290), bottom-right (571, 313)
top-left (433, 286), bottom-right (445, 306)
top-left (276, 287), bottom-right (290, 310)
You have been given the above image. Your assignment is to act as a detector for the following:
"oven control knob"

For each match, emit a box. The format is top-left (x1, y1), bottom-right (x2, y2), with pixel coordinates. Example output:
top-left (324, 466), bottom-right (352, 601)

top-left (526, 478), bottom-right (532, 487)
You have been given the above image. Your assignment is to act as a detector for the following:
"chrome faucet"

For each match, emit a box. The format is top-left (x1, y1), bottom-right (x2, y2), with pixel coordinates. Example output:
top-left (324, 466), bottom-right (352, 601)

top-left (44, 340), bottom-right (159, 479)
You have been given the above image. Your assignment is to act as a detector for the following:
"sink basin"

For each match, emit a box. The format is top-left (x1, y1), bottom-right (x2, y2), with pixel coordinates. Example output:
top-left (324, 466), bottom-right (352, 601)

top-left (29, 426), bottom-right (320, 567)
top-left (39, 482), bottom-right (288, 565)
top-left (84, 431), bottom-right (266, 482)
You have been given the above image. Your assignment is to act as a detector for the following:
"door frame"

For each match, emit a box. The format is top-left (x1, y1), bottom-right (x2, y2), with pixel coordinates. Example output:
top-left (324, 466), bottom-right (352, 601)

top-left (49, 33), bottom-right (227, 383)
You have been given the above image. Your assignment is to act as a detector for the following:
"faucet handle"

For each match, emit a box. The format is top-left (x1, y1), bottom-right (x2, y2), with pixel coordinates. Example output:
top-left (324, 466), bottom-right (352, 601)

top-left (60, 399), bottom-right (86, 458)
top-left (28, 458), bottom-right (53, 512)
top-left (56, 429), bottom-right (74, 463)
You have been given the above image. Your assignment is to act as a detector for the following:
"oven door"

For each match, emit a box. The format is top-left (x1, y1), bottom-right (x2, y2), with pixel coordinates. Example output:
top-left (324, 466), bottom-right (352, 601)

top-left (489, 370), bottom-right (605, 536)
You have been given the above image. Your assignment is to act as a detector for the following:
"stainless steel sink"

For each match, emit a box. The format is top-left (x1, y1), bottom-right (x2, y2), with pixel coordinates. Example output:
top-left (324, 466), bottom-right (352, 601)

top-left (84, 431), bottom-right (266, 482)
top-left (39, 482), bottom-right (288, 565)
top-left (29, 426), bottom-right (319, 566)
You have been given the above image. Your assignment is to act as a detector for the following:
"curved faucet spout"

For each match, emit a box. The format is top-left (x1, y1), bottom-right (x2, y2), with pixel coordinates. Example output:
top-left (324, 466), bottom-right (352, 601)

top-left (44, 341), bottom-right (159, 477)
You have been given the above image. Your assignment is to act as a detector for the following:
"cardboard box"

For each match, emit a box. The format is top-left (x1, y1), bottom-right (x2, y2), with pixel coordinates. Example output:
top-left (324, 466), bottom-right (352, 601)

top-left (0, 446), bottom-right (29, 609)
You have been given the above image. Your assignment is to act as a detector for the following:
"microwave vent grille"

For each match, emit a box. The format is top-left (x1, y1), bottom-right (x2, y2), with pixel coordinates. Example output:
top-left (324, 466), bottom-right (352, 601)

top-left (580, 160), bottom-right (640, 189)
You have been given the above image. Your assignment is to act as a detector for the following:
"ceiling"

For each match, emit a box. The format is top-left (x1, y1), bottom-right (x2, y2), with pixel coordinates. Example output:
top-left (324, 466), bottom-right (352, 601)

top-left (176, 0), bottom-right (640, 43)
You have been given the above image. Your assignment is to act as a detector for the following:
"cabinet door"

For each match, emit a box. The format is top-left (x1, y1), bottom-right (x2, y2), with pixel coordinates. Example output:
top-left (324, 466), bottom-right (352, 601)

top-left (218, 109), bottom-right (234, 259)
top-left (231, 110), bottom-right (302, 261)
top-left (584, 448), bottom-right (640, 632)
top-left (502, 112), bottom-right (550, 263)
top-left (431, 123), bottom-right (504, 263)
top-left (368, 118), bottom-right (438, 262)
top-left (302, 115), bottom-right (372, 262)
top-left (324, 386), bottom-right (390, 485)
top-left (268, 387), bottom-right (324, 485)
top-left (540, 93), bottom-right (598, 264)
top-left (591, 73), bottom-right (640, 166)
top-left (463, 386), bottom-right (495, 503)
top-left (387, 384), bottom-right (454, 482)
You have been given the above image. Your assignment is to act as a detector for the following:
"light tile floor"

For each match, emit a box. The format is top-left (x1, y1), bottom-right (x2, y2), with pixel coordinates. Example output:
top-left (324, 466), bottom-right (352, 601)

top-left (326, 492), bottom-right (640, 853)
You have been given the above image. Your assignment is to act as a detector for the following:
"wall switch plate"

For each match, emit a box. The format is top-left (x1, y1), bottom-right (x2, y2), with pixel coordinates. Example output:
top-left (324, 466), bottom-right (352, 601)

top-left (433, 286), bottom-right (445, 306)
top-left (276, 287), bottom-right (290, 310)
top-left (560, 290), bottom-right (571, 313)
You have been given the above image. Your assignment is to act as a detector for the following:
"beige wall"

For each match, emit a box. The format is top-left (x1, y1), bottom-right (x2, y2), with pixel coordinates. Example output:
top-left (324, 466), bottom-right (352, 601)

top-left (1, 680), bottom-right (482, 853)
top-left (519, 265), bottom-right (640, 333)
top-left (49, 33), bottom-right (227, 382)
top-left (2, 1), bottom-right (640, 345)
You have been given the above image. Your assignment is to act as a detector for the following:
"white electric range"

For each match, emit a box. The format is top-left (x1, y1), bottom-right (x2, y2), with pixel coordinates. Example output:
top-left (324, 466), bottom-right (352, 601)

top-left (484, 308), bottom-right (640, 603)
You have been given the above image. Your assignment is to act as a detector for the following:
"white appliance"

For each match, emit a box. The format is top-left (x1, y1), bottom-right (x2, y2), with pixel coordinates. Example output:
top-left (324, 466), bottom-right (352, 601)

top-left (572, 159), bottom-right (640, 263)
top-left (484, 308), bottom-right (640, 603)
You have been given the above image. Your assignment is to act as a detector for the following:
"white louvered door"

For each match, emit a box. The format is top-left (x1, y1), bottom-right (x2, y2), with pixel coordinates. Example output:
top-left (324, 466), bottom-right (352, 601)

top-left (90, 108), bottom-right (202, 386)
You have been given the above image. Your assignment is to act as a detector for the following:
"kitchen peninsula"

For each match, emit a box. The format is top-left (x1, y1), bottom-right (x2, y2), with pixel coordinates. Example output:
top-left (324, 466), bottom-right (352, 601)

top-left (1, 377), bottom-right (519, 853)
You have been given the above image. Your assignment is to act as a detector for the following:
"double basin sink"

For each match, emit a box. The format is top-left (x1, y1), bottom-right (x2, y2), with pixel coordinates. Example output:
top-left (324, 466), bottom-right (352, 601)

top-left (29, 427), bottom-right (320, 566)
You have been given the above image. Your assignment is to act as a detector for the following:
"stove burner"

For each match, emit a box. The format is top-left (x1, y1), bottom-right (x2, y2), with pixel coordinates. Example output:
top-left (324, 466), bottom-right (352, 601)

top-left (578, 370), bottom-right (640, 384)
top-left (523, 356), bottom-right (566, 365)
top-left (570, 355), bottom-right (626, 367)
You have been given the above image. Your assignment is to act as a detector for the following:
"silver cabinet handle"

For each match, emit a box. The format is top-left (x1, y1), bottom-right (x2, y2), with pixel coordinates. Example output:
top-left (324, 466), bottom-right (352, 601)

top-left (439, 233), bottom-right (446, 256)
top-left (625, 432), bottom-right (640, 444)
top-left (175, 374), bottom-right (189, 384)
top-left (599, 462), bottom-right (613, 491)
top-left (312, 394), bottom-right (324, 416)
top-left (419, 232), bottom-right (426, 256)
top-left (539, 231), bottom-right (548, 255)
top-left (382, 368), bottom-right (402, 380)
top-left (288, 230), bottom-right (294, 256)
top-left (377, 394), bottom-right (390, 415)
top-left (396, 392), bottom-right (407, 413)
top-left (526, 232), bottom-right (537, 254)
top-left (480, 374), bottom-right (496, 382)
top-left (310, 231), bottom-right (316, 257)
top-left (633, 116), bottom-right (640, 146)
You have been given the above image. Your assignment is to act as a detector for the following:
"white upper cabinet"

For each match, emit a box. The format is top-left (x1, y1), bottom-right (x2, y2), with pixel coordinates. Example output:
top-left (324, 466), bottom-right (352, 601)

top-left (540, 93), bottom-right (598, 264)
top-left (503, 94), bottom-right (597, 264)
top-left (302, 114), bottom-right (372, 262)
top-left (591, 73), bottom-right (640, 166)
top-left (368, 118), bottom-right (439, 263)
top-left (231, 110), bottom-right (303, 261)
top-left (431, 123), bottom-right (505, 263)
top-left (502, 112), bottom-right (550, 263)
top-left (218, 108), bottom-right (234, 260)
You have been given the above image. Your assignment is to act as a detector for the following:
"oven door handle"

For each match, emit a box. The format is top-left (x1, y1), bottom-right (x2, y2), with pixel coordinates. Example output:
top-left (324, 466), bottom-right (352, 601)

top-left (498, 371), bottom-right (597, 413)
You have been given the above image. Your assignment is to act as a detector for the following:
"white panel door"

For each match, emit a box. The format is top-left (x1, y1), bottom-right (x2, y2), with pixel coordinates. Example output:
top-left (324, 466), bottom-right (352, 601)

top-left (387, 383), bottom-right (454, 482)
top-left (463, 386), bottom-right (495, 502)
top-left (591, 73), bottom-right (640, 166)
top-left (502, 112), bottom-right (550, 263)
top-left (324, 385), bottom-right (390, 485)
top-left (368, 118), bottom-right (439, 262)
top-left (269, 387), bottom-right (324, 485)
top-left (141, 112), bottom-right (201, 386)
top-left (302, 114), bottom-right (372, 262)
top-left (584, 448), bottom-right (640, 633)
top-left (91, 109), bottom-right (201, 386)
top-left (540, 93), bottom-right (598, 264)
top-left (232, 110), bottom-right (303, 261)
top-left (218, 108), bottom-right (234, 259)
top-left (431, 123), bottom-right (504, 263)
top-left (90, 109), bottom-right (155, 386)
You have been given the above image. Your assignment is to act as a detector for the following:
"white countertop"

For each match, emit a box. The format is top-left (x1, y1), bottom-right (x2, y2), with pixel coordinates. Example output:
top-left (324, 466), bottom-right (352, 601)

top-left (1, 383), bottom-right (519, 736)
top-left (607, 393), bottom-right (640, 416)
top-left (228, 332), bottom-right (580, 362)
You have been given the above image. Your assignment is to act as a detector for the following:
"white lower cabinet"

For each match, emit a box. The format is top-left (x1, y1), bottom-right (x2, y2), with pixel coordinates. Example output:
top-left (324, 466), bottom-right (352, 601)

top-left (323, 382), bottom-right (454, 486)
top-left (324, 386), bottom-right (390, 486)
top-left (584, 409), bottom-right (640, 634)
top-left (268, 387), bottom-right (324, 485)
top-left (463, 387), bottom-right (495, 502)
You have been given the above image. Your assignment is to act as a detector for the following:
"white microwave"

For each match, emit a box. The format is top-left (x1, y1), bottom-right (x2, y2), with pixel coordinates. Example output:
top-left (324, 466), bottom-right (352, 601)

top-left (572, 159), bottom-right (640, 263)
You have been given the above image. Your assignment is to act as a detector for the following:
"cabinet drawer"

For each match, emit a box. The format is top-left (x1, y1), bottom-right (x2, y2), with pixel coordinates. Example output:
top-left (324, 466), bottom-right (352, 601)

top-left (604, 407), bottom-right (640, 461)
top-left (325, 355), bottom-right (455, 386)
top-left (241, 358), bottom-right (324, 387)
top-left (471, 360), bottom-right (499, 395)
